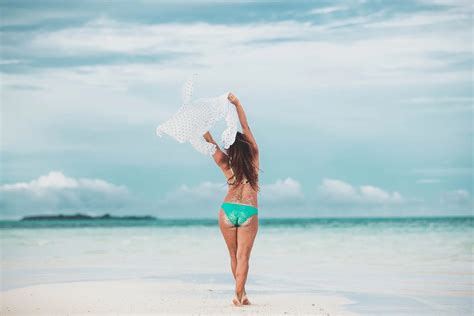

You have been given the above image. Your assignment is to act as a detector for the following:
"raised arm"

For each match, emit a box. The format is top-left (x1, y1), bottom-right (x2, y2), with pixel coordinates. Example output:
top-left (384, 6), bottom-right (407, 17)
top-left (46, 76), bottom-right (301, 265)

top-left (203, 131), bottom-right (228, 168)
top-left (227, 92), bottom-right (258, 153)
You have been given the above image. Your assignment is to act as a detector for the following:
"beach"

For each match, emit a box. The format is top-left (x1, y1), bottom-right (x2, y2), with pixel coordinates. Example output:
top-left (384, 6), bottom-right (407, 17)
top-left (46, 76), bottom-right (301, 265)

top-left (0, 278), bottom-right (355, 315)
top-left (0, 217), bottom-right (472, 315)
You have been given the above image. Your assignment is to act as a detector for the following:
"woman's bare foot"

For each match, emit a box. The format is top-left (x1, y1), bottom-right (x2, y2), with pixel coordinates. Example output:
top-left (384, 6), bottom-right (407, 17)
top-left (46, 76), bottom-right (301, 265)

top-left (241, 290), bottom-right (251, 305)
top-left (232, 294), bottom-right (242, 306)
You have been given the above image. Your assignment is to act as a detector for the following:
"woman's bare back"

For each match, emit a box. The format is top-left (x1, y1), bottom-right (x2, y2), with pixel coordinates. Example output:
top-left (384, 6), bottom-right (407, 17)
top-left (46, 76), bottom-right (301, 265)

top-left (222, 156), bottom-right (259, 208)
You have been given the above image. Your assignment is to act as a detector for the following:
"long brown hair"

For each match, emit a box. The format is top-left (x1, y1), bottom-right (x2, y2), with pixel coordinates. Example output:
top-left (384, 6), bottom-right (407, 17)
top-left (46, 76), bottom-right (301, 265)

top-left (226, 131), bottom-right (261, 192)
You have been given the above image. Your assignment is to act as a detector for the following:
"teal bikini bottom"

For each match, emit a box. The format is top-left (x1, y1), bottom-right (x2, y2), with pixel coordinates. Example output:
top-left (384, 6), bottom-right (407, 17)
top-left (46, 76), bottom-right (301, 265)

top-left (221, 202), bottom-right (258, 226)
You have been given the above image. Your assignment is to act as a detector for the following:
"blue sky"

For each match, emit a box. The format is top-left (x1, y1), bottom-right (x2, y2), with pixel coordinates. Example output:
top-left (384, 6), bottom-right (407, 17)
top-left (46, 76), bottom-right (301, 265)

top-left (1, 0), bottom-right (472, 219)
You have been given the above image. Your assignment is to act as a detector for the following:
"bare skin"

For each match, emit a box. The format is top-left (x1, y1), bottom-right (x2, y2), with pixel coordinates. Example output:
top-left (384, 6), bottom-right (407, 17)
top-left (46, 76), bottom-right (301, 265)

top-left (218, 208), bottom-right (258, 305)
top-left (203, 92), bottom-right (259, 306)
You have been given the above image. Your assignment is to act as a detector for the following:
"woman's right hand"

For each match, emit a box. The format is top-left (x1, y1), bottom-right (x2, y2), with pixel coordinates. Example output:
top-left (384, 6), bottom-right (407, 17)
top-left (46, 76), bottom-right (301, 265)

top-left (227, 92), bottom-right (240, 106)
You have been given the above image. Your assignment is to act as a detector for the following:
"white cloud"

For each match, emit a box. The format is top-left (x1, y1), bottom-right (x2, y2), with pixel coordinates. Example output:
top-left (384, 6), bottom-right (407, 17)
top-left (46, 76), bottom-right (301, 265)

top-left (440, 189), bottom-right (471, 205)
top-left (14, 16), bottom-right (469, 90)
top-left (28, 19), bottom-right (314, 56)
top-left (0, 171), bottom-right (132, 219)
top-left (1, 171), bottom-right (128, 194)
top-left (260, 177), bottom-right (305, 204)
top-left (360, 185), bottom-right (404, 204)
top-left (316, 178), bottom-right (358, 203)
top-left (2, 13), bottom-right (471, 153)
top-left (315, 178), bottom-right (405, 206)
top-left (31, 17), bottom-right (468, 55)
top-left (309, 6), bottom-right (347, 15)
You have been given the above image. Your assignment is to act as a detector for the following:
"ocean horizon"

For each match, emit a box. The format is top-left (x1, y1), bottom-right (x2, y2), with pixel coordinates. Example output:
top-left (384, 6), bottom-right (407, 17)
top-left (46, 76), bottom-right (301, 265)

top-left (1, 214), bottom-right (472, 228)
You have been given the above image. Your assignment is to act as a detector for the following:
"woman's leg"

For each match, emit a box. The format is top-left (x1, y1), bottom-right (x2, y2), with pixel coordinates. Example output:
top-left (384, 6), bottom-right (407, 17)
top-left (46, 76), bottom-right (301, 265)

top-left (235, 215), bottom-right (258, 301)
top-left (218, 208), bottom-right (238, 278)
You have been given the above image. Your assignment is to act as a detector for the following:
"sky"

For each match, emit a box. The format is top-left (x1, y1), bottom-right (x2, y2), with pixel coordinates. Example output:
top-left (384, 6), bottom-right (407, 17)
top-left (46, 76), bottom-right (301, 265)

top-left (0, 0), bottom-right (472, 220)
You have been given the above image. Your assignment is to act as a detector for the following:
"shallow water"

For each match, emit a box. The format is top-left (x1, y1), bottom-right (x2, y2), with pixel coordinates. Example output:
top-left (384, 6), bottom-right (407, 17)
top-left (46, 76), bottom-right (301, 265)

top-left (1, 217), bottom-right (472, 315)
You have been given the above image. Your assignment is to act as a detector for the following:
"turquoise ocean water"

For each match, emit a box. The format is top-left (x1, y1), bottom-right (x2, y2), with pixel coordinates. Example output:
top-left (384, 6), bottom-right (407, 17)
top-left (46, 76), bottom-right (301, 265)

top-left (1, 216), bottom-right (472, 315)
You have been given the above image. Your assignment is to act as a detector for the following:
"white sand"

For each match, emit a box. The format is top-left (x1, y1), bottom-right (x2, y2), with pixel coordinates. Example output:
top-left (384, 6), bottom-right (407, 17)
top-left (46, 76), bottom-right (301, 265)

top-left (0, 278), bottom-right (358, 315)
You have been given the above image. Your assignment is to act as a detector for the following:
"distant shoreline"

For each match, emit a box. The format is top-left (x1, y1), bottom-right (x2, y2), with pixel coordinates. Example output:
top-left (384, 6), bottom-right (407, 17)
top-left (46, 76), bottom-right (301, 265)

top-left (20, 213), bottom-right (156, 221)
top-left (12, 214), bottom-right (472, 222)
top-left (1, 214), bottom-right (470, 226)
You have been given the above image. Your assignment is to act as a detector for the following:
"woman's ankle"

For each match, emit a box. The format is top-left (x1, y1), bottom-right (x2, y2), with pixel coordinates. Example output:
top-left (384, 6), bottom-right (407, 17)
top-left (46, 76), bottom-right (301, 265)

top-left (235, 290), bottom-right (244, 299)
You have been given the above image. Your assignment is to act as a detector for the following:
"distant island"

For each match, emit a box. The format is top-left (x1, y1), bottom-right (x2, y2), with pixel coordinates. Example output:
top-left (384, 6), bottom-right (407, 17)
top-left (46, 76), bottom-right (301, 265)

top-left (20, 213), bottom-right (156, 221)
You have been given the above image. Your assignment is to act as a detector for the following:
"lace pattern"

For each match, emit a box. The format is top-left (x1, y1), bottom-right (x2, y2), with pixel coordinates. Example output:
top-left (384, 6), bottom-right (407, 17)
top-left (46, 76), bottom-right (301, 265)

top-left (156, 74), bottom-right (238, 155)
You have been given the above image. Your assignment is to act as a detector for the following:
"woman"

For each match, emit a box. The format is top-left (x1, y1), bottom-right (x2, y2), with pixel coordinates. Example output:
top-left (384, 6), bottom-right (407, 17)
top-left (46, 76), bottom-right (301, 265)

top-left (203, 92), bottom-right (260, 306)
